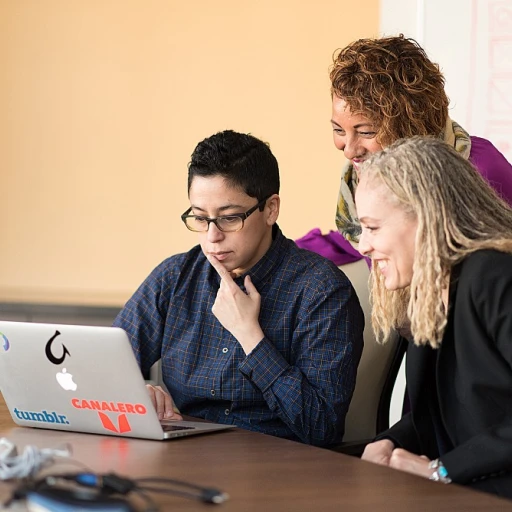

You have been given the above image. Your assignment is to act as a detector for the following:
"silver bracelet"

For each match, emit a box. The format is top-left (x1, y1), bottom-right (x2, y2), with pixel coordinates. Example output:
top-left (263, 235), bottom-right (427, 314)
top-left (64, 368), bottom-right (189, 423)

top-left (428, 459), bottom-right (452, 484)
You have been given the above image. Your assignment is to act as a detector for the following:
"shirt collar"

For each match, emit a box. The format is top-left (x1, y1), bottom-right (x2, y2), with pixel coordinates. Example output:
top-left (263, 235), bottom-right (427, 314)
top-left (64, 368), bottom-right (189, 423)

top-left (240, 224), bottom-right (287, 288)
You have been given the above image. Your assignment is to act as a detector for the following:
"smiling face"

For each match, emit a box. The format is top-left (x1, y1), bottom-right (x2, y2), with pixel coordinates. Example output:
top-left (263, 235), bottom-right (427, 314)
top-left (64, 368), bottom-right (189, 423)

top-left (331, 96), bottom-right (383, 173)
top-left (355, 173), bottom-right (418, 290)
top-left (188, 175), bottom-right (279, 276)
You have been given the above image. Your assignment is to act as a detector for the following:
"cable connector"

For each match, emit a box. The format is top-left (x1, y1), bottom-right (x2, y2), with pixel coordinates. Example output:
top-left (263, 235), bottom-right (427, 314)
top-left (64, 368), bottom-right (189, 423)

top-left (58, 472), bottom-right (136, 495)
top-left (200, 488), bottom-right (229, 504)
top-left (101, 473), bottom-right (137, 495)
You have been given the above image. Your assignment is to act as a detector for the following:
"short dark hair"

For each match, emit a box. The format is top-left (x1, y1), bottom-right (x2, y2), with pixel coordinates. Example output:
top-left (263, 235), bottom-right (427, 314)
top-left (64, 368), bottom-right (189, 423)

top-left (187, 130), bottom-right (280, 205)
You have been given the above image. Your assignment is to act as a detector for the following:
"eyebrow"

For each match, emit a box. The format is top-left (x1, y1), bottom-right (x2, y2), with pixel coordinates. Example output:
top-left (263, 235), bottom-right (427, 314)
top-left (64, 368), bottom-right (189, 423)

top-left (358, 216), bottom-right (380, 223)
top-left (330, 120), bottom-right (375, 129)
top-left (190, 204), bottom-right (246, 213)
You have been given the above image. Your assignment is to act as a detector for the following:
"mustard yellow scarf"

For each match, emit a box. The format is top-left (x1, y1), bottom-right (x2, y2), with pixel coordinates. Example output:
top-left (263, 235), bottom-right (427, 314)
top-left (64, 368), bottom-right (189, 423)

top-left (335, 119), bottom-right (472, 243)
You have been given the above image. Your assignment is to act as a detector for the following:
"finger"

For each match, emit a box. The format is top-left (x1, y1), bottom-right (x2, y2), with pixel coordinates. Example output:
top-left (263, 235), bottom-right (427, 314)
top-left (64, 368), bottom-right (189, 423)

top-left (153, 386), bottom-right (167, 420)
top-left (155, 386), bottom-right (175, 420)
top-left (145, 384), bottom-right (158, 410)
top-left (244, 275), bottom-right (259, 296)
top-left (155, 386), bottom-right (183, 421)
top-left (207, 254), bottom-right (235, 284)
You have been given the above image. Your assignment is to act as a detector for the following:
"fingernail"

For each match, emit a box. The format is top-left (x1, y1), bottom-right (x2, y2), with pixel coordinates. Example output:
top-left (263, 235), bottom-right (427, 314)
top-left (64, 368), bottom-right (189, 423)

top-left (165, 411), bottom-right (173, 418)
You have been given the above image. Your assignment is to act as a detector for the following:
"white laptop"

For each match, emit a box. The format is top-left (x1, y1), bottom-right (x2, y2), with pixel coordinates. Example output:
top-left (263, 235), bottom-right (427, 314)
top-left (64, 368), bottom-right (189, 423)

top-left (0, 320), bottom-right (235, 440)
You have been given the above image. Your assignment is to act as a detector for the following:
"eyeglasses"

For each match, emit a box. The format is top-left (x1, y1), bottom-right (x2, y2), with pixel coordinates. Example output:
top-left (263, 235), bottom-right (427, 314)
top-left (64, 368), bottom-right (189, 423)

top-left (181, 196), bottom-right (270, 233)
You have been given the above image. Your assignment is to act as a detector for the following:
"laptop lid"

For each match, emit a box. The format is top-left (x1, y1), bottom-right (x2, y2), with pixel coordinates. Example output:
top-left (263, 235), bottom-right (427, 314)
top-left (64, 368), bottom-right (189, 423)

top-left (0, 321), bottom-right (234, 440)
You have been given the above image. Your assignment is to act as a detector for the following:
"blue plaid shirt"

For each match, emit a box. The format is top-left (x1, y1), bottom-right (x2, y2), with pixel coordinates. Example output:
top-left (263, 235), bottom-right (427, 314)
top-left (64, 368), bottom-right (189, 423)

top-left (114, 226), bottom-right (364, 446)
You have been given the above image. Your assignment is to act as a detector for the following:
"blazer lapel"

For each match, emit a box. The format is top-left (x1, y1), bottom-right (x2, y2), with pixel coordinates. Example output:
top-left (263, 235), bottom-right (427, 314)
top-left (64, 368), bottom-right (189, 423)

top-left (435, 262), bottom-right (463, 451)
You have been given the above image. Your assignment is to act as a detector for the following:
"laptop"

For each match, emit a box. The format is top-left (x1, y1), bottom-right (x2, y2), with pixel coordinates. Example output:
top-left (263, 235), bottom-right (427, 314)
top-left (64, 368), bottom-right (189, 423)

top-left (0, 320), bottom-right (235, 440)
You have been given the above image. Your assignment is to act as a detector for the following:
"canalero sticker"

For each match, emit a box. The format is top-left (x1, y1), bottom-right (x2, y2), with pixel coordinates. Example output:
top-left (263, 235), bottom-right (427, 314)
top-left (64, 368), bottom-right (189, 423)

top-left (72, 399), bottom-right (147, 434)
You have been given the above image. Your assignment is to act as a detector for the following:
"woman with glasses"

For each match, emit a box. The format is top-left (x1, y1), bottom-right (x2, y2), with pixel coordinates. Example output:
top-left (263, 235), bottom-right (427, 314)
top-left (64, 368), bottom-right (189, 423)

top-left (113, 130), bottom-right (364, 446)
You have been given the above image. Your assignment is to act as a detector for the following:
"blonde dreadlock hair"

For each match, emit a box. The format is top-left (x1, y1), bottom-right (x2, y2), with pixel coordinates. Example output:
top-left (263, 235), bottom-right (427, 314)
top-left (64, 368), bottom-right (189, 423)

top-left (360, 136), bottom-right (512, 348)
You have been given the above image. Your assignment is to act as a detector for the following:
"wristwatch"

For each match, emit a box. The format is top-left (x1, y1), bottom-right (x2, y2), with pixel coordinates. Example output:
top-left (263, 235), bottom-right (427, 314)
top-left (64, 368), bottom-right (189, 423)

top-left (428, 459), bottom-right (452, 484)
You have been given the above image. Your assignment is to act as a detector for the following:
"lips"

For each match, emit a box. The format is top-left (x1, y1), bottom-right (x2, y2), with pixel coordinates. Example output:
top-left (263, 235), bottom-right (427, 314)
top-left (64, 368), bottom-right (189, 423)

top-left (209, 252), bottom-right (231, 261)
top-left (376, 260), bottom-right (388, 274)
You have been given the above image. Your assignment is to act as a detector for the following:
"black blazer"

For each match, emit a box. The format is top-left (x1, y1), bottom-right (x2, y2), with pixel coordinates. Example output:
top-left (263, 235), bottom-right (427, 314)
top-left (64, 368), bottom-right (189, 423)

top-left (378, 250), bottom-right (512, 499)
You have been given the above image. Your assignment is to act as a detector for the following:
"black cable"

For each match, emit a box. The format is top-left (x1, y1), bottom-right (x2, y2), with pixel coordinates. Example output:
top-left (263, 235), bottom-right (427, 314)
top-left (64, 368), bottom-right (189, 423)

top-left (131, 488), bottom-right (158, 512)
top-left (137, 485), bottom-right (217, 504)
top-left (136, 476), bottom-right (215, 491)
top-left (135, 476), bottom-right (228, 504)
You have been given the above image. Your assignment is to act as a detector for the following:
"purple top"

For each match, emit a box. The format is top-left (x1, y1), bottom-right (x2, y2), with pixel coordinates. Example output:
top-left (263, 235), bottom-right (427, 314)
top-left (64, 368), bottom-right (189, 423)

top-left (295, 228), bottom-right (364, 266)
top-left (469, 136), bottom-right (512, 206)
top-left (296, 136), bottom-right (512, 265)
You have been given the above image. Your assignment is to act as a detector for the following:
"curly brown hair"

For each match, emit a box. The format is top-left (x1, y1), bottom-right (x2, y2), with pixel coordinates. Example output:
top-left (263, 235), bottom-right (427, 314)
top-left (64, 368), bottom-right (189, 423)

top-left (330, 35), bottom-right (449, 146)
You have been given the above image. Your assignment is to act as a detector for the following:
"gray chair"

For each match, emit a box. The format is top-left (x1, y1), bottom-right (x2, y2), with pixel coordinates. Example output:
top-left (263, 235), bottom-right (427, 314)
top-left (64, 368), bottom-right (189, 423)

top-left (331, 258), bottom-right (407, 455)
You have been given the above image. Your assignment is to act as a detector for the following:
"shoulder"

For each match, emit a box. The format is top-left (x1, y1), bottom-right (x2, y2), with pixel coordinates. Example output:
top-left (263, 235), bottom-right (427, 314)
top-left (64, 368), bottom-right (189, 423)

top-left (146, 245), bottom-right (206, 282)
top-left (457, 250), bottom-right (512, 295)
top-left (469, 136), bottom-right (507, 163)
top-left (279, 236), bottom-right (352, 289)
top-left (469, 136), bottom-right (512, 177)
top-left (459, 249), bottom-right (512, 272)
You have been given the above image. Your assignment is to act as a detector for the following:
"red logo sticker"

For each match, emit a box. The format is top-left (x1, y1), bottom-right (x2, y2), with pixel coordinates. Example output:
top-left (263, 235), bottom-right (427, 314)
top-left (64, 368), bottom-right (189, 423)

top-left (97, 412), bottom-right (131, 433)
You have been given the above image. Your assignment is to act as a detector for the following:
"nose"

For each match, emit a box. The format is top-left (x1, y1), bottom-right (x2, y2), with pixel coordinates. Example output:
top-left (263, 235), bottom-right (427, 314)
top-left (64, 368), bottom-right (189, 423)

top-left (358, 229), bottom-right (372, 257)
top-left (206, 221), bottom-right (225, 243)
top-left (342, 136), bottom-right (362, 161)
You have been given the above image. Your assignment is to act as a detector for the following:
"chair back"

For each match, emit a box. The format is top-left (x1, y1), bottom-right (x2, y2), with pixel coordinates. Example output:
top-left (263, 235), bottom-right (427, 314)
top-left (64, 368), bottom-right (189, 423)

top-left (340, 259), bottom-right (403, 442)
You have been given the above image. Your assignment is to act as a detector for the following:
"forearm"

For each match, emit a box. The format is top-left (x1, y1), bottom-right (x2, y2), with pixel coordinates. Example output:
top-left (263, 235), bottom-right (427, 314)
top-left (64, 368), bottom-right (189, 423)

top-left (440, 422), bottom-right (512, 484)
top-left (239, 337), bottom-right (353, 446)
top-left (374, 413), bottom-right (421, 454)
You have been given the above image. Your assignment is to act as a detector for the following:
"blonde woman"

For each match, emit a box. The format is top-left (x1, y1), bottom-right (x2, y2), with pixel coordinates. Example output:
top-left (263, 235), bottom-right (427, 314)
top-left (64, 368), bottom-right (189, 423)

top-left (355, 136), bottom-right (512, 499)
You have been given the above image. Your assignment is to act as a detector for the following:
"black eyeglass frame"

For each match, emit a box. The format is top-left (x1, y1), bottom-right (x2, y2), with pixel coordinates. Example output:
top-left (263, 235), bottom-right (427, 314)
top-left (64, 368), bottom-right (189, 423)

top-left (181, 195), bottom-right (271, 233)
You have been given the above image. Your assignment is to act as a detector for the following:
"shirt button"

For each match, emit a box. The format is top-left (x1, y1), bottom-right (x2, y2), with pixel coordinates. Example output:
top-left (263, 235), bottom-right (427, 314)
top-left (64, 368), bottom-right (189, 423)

top-left (210, 389), bottom-right (215, 396)
top-left (224, 409), bottom-right (230, 415)
top-left (222, 347), bottom-right (228, 353)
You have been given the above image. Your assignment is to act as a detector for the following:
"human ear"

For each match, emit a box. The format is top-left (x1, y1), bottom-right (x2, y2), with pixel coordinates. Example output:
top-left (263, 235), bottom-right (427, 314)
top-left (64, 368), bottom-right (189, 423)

top-left (266, 194), bottom-right (280, 225)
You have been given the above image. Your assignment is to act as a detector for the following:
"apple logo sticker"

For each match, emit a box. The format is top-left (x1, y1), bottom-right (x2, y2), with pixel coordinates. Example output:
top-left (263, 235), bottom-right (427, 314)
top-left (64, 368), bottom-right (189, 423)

top-left (56, 368), bottom-right (77, 391)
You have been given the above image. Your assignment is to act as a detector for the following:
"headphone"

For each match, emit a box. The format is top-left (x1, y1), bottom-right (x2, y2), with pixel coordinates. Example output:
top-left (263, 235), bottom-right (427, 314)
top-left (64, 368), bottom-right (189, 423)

top-left (0, 437), bottom-right (71, 480)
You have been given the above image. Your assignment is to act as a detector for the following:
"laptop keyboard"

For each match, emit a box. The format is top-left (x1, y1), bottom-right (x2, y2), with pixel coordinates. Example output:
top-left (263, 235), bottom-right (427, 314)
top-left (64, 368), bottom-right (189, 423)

top-left (161, 424), bottom-right (196, 432)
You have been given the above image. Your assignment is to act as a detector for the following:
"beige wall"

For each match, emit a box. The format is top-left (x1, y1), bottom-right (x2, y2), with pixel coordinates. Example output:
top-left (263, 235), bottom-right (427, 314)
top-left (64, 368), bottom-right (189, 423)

top-left (0, 0), bottom-right (379, 306)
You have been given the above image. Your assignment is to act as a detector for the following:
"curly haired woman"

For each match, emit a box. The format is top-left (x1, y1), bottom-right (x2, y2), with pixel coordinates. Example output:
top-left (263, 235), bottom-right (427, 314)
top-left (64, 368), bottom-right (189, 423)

top-left (330, 35), bottom-right (512, 243)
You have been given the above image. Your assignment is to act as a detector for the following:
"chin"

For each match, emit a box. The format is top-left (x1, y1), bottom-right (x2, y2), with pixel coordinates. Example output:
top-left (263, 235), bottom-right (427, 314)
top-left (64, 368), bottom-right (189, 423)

top-left (384, 277), bottom-right (400, 291)
top-left (385, 279), bottom-right (410, 291)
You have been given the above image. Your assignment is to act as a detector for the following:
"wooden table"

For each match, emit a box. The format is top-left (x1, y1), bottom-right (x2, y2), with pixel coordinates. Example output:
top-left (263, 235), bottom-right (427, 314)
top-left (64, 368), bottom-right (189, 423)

top-left (1, 394), bottom-right (511, 511)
